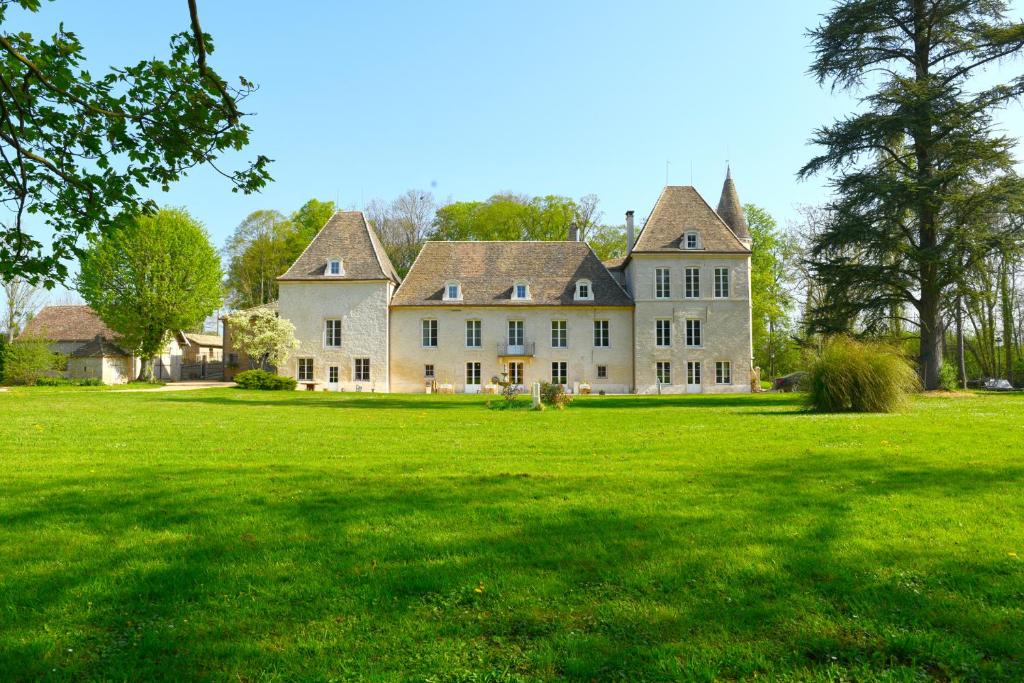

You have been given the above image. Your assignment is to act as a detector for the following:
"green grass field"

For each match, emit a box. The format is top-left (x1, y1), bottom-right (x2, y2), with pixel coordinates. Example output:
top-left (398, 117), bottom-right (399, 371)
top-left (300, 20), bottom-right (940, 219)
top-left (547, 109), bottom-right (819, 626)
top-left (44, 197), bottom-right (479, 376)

top-left (1, 388), bottom-right (1022, 681)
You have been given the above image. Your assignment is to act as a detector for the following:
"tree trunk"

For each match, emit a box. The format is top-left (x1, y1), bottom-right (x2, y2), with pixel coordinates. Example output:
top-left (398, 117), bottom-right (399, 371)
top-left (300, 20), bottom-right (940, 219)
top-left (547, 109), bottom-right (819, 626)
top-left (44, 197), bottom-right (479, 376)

top-left (918, 259), bottom-right (944, 389)
top-left (137, 356), bottom-right (154, 382)
top-left (956, 295), bottom-right (968, 389)
top-left (1000, 260), bottom-right (1014, 384)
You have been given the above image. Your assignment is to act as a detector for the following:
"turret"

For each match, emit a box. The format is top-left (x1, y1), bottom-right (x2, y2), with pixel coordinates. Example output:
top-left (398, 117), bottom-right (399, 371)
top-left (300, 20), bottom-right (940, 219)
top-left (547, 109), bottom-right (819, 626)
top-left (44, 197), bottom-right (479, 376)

top-left (716, 167), bottom-right (752, 249)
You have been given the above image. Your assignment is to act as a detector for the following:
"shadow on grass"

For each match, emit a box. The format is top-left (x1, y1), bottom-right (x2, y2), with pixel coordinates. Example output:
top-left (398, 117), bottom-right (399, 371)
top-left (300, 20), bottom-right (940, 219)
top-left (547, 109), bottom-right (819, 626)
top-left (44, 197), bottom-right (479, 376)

top-left (1, 455), bottom-right (1021, 680)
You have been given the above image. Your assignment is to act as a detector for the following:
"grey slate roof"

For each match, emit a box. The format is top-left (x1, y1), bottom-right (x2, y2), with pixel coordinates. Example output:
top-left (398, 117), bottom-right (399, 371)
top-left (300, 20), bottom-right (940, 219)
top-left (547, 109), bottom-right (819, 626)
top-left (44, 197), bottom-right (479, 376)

top-left (391, 241), bottom-right (633, 307)
top-left (716, 167), bottom-right (750, 240)
top-left (70, 337), bottom-right (130, 358)
top-left (20, 305), bottom-right (119, 342)
top-left (632, 186), bottom-right (749, 254)
top-left (278, 211), bottom-right (400, 283)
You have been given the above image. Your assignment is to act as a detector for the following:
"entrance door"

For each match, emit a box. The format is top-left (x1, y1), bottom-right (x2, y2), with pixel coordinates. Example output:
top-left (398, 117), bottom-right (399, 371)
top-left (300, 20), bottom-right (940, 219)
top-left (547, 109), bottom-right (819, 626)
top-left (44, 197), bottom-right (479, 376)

top-left (327, 365), bottom-right (340, 391)
top-left (465, 361), bottom-right (482, 394)
top-left (687, 361), bottom-right (703, 394)
top-left (506, 361), bottom-right (524, 389)
top-left (507, 320), bottom-right (524, 355)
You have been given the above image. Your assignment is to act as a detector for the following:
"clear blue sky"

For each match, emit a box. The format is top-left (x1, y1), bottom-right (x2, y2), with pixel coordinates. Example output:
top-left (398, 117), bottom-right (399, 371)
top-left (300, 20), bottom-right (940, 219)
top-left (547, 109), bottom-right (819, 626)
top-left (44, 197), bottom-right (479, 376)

top-left (10, 0), bottom-right (1024, 303)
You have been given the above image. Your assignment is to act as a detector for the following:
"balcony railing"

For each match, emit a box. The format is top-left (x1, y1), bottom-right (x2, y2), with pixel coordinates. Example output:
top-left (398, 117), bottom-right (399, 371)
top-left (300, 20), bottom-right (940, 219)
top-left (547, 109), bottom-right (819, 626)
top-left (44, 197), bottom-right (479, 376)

top-left (496, 341), bottom-right (536, 356)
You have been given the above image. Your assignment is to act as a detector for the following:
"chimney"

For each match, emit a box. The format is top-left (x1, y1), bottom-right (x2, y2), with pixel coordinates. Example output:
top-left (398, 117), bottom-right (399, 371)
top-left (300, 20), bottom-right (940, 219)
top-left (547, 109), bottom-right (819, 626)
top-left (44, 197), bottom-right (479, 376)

top-left (625, 210), bottom-right (635, 252)
top-left (567, 222), bottom-right (579, 242)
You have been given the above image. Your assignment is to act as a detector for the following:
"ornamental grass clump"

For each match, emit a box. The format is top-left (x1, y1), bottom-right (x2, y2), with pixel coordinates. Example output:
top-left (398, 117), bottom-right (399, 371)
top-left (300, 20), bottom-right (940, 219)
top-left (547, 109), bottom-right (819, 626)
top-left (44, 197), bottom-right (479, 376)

top-left (806, 336), bottom-right (919, 413)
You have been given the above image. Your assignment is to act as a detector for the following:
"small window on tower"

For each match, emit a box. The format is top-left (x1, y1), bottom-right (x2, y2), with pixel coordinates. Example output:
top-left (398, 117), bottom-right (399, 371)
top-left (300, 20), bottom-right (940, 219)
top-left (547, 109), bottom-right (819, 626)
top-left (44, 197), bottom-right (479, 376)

top-left (328, 259), bottom-right (344, 275)
top-left (684, 233), bottom-right (700, 250)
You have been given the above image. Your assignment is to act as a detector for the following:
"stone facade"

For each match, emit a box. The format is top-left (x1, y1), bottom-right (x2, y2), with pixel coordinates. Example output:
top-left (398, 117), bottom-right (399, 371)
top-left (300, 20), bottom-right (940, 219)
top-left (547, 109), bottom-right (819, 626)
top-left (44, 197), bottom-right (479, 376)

top-left (389, 306), bottom-right (633, 393)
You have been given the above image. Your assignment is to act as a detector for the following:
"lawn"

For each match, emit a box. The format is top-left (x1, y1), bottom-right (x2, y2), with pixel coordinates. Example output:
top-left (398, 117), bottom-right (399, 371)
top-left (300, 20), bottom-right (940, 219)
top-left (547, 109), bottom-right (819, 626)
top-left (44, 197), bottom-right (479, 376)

top-left (1, 389), bottom-right (1022, 681)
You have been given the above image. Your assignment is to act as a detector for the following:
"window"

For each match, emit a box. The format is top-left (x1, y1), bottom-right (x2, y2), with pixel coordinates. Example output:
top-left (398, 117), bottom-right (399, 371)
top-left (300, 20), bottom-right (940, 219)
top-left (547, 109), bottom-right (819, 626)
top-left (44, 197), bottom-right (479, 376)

top-left (685, 267), bottom-right (701, 298)
top-left (686, 319), bottom-right (702, 347)
top-left (466, 319), bottom-right (481, 348)
top-left (594, 320), bottom-right (609, 347)
top-left (656, 361), bottom-right (672, 385)
top-left (422, 319), bottom-right (438, 348)
top-left (684, 232), bottom-right (700, 250)
top-left (551, 361), bottom-right (567, 385)
top-left (324, 319), bottom-right (342, 348)
top-left (655, 267), bottom-right (671, 298)
top-left (328, 366), bottom-right (339, 384)
top-left (687, 361), bottom-right (702, 385)
top-left (716, 361), bottom-right (732, 385)
top-left (508, 320), bottom-right (524, 346)
top-left (596, 365), bottom-right (607, 379)
top-left (327, 259), bottom-right (343, 276)
top-left (506, 361), bottom-right (524, 385)
top-left (354, 358), bottom-right (370, 382)
top-left (466, 362), bottom-right (481, 385)
top-left (575, 279), bottom-right (593, 301)
top-left (298, 358), bottom-right (313, 382)
top-left (424, 364), bottom-right (435, 379)
top-left (656, 319), bottom-right (672, 347)
top-left (443, 281), bottom-right (462, 301)
top-left (512, 282), bottom-right (530, 300)
top-left (714, 268), bottom-right (731, 298)
top-left (551, 320), bottom-right (567, 348)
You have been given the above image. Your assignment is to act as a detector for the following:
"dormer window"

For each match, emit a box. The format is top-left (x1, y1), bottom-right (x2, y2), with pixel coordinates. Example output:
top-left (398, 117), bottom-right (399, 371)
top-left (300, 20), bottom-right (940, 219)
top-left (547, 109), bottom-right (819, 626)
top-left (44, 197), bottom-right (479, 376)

top-left (512, 281), bottom-right (530, 300)
top-left (327, 259), bottom-right (344, 276)
top-left (443, 280), bottom-right (462, 301)
top-left (684, 233), bottom-right (700, 250)
top-left (575, 279), bottom-right (593, 301)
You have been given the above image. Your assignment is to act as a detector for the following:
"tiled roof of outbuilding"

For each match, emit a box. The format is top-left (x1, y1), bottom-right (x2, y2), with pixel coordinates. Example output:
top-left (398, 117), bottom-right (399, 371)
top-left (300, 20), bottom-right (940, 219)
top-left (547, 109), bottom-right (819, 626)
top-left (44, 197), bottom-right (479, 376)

top-left (278, 211), bottom-right (400, 283)
top-left (19, 305), bottom-right (119, 342)
top-left (69, 337), bottom-right (130, 358)
top-left (632, 186), bottom-right (749, 254)
top-left (391, 241), bottom-right (633, 307)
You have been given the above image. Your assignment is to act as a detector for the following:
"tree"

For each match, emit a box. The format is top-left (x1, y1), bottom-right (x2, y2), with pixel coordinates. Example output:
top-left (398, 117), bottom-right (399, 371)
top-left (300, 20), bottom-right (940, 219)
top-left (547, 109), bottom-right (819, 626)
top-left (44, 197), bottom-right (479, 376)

top-left (365, 190), bottom-right (435, 277)
top-left (0, 337), bottom-right (62, 385)
top-left (747, 205), bottom-right (799, 378)
top-left (430, 193), bottom-right (588, 242)
top-left (800, 0), bottom-right (1024, 389)
top-left (224, 307), bottom-right (298, 370)
top-left (3, 275), bottom-right (43, 341)
top-left (586, 224), bottom-right (627, 261)
top-left (0, 0), bottom-right (270, 286)
top-left (285, 198), bottom-right (336, 257)
top-left (77, 208), bottom-right (223, 381)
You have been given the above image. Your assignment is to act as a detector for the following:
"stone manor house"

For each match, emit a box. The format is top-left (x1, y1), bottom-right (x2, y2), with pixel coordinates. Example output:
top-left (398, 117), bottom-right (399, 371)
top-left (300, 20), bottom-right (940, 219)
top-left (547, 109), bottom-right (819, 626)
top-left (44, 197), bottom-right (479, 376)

top-left (274, 172), bottom-right (754, 394)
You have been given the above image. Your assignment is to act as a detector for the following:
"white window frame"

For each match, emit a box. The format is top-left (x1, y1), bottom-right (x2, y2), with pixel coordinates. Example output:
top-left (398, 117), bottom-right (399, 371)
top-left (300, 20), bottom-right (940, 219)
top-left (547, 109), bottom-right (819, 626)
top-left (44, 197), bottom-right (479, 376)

top-left (655, 318), bottom-right (672, 348)
top-left (424, 364), bottom-right (435, 379)
top-left (506, 361), bottom-right (524, 385)
top-left (685, 319), bottom-right (703, 348)
top-left (465, 319), bottom-right (482, 348)
top-left (684, 232), bottom-right (700, 250)
top-left (328, 365), bottom-right (339, 384)
top-left (324, 319), bottom-right (342, 348)
top-left (687, 361), bottom-right (702, 385)
top-left (656, 361), bottom-right (672, 385)
top-left (714, 267), bottom-right (731, 299)
top-left (297, 357), bottom-right (314, 382)
top-left (596, 365), bottom-right (607, 379)
top-left (443, 280), bottom-right (462, 302)
top-left (354, 357), bottom-right (370, 382)
top-left (685, 267), bottom-right (701, 299)
top-left (421, 319), bottom-right (438, 348)
top-left (512, 281), bottom-right (530, 300)
top-left (716, 361), bottom-right (732, 385)
top-left (466, 361), bottom-right (481, 385)
top-left (655, 267), bottom-right (671, 299)
top-left (593, 320), bottom-right (610, 348)
top-left (575, 279), bottom-right (593, 301)
top-left (551, 320), bottom-right (567, 348)
top-left (551, 361), bottom-right (568, 385)
top-left (508, 319), bottom-right (525, 346)
top-left (327, 259), bottom-right (344, 276)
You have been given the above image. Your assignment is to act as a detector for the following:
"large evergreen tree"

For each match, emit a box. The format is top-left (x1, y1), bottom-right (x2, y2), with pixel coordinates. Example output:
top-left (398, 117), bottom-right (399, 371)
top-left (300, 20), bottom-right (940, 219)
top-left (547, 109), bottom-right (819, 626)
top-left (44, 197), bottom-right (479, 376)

top-left (800, 0), bottom-right (1024, 388)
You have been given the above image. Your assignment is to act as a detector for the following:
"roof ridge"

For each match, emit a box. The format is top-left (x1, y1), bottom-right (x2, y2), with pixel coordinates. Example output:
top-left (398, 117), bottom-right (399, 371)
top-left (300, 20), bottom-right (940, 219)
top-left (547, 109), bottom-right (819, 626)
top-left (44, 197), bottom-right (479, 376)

top-left (279, 210), bottom-right (342, 279)
top-left (391, 238), bottom-right (432, 300)
top-left (360, 212), bottom-right (401, 284)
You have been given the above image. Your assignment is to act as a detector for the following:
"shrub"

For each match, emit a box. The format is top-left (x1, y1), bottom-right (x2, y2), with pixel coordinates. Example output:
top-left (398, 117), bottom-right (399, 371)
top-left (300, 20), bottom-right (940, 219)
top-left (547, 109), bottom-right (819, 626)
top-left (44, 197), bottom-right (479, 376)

top-left (1, 339), bottom-right (64, 386)
top-left (234, 369), bottom-right (297, 391)
top-left (539, 381), bottom-right (572, 409)
top-left (0, 336), bottom-right (6, 382)
top-left (806, 336), bottom-right (919, 413)
top-left (35, 377), bottom-right (103, 387)
top-left (939, 361), bottom-right (960, 391)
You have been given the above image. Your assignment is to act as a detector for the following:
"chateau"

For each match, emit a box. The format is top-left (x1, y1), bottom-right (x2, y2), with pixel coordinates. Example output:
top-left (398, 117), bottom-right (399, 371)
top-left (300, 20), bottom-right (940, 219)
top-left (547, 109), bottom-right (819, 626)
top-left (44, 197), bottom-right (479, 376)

top-left (276, 172), bottom-right (754, 394)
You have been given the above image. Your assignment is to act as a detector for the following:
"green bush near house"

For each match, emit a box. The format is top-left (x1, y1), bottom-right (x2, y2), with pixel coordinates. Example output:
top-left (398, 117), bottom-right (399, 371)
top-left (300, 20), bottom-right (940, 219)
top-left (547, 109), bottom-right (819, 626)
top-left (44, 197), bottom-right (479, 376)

top-left (806, 336), bottom-right (920, 413)
top-left (539, 380), bottom-right (572, 409)
top-left (34, 377), bottom-right (103, 387)
top-left (234, 368), bottom-right (297, 391)
top-left (0, 338), bottom-right (64, 386)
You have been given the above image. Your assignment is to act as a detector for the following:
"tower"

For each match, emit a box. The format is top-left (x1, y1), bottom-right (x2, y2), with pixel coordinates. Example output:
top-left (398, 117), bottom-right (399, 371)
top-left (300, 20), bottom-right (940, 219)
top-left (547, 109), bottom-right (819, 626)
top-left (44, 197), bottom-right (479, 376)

top-left (716, 167), bottom-right (752, 250)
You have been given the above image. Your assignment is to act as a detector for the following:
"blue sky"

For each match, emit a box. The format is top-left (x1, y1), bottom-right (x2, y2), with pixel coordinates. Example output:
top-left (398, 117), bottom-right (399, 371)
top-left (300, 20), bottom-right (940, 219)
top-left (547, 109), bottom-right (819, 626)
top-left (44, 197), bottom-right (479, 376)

top-left (10, 0), bottom-right (1024, 302)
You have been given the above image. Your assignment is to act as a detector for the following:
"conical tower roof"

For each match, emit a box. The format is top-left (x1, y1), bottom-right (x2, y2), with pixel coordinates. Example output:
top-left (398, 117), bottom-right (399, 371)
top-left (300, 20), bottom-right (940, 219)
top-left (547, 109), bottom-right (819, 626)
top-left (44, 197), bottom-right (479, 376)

top-left (716, 167), bottom-right (749, 240)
